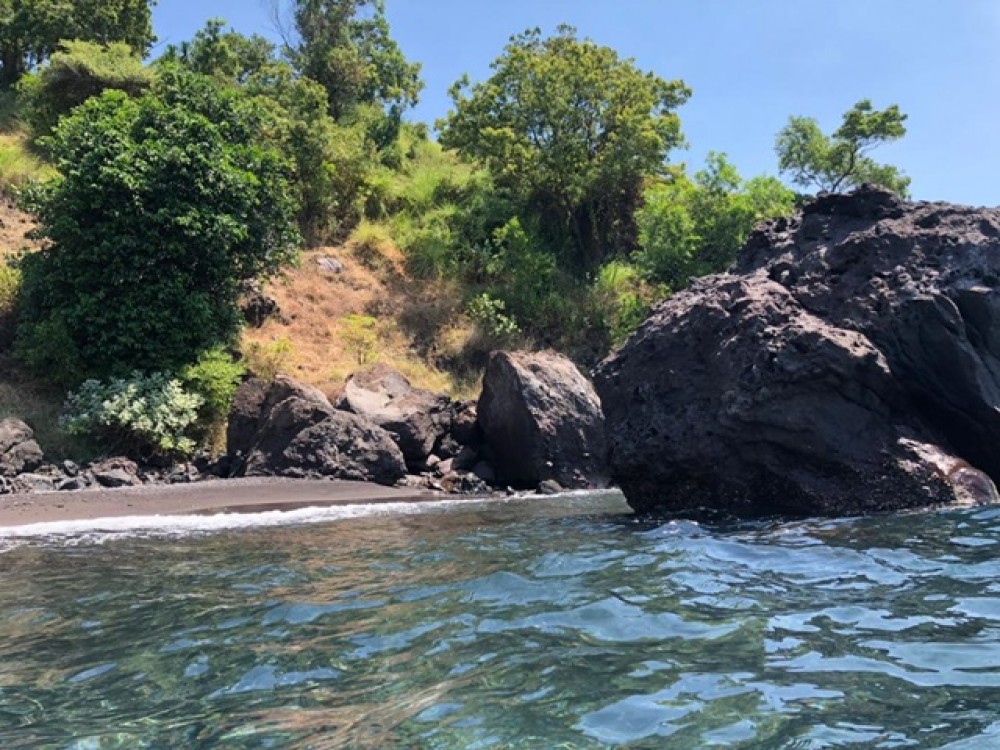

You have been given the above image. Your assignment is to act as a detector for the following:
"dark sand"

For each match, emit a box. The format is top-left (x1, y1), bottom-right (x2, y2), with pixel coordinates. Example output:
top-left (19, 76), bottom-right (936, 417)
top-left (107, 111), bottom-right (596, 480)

top-left (0, 478), bottom-right (440, 527)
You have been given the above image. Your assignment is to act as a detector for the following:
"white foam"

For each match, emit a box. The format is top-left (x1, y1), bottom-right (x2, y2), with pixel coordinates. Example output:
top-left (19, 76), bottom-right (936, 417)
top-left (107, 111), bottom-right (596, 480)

top-left (0, 496), bottom-right (500, 546)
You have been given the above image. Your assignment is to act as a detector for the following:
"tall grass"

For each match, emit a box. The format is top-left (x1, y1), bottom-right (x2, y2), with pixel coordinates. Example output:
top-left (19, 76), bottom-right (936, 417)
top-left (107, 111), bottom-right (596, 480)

top-left (0, 133), bottom-right (54, 190)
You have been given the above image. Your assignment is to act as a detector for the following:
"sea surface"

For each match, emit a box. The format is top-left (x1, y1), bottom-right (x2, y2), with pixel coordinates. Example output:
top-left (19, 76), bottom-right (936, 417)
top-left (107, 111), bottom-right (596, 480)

top-left (2, 492), bottom-right (1000, 749)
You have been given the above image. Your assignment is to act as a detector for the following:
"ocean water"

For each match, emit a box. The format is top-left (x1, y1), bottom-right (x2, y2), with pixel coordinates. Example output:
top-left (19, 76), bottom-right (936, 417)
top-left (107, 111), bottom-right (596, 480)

top-left (2, 492), bottom-right (1000, 749)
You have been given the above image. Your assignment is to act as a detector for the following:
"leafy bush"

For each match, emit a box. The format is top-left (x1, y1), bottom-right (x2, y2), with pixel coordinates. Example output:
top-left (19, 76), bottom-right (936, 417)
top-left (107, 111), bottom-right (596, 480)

top-left (636, 153), bottom-right (795, 289)
top-left (16, 67), bottom-right (300, 383)
top-left (180, 347), bottom-right (245, 422)
top-left (18, 41), bottom-right (153, 140)
top-left (243, 337), bottom-right (294, 381)
top-left (60, 372), bottom-right (204, 458)
top-left (467, 293), bottom-right (520, 344)
top-left (339, 314), bottom-right (378, 365)
top-left (0, 261), bottom-right (20, 348)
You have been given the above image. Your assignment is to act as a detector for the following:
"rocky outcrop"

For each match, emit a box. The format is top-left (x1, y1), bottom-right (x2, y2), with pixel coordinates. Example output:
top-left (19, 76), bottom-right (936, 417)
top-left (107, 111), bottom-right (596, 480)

top-left (227, 375), bottom-right (406, 485)
top-left (335, 365), bottom-right (451, 470)
top-left (239, 280), bottom-right (282, 328)
top-left (478, 350), bottom-right (608, 490)
top-left (595, 185), bottom-right (1000, 517)
top-left (0, 419), bottom-right (43, 478)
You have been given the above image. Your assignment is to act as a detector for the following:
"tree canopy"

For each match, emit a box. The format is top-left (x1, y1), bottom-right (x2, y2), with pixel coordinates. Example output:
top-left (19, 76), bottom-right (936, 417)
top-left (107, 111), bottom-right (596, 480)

top-left (284, 0), bottom-right (421, 120)
top-left (636, 152), bottom-right (795, 289)
top-left (15, 67), bottom-right (300, 382)
top-left (439, 26), bottom-right (691, 271)
top-left (0, 0), bottom-right (156, 88)
top-left (775, 99), bottom-right (910, 196)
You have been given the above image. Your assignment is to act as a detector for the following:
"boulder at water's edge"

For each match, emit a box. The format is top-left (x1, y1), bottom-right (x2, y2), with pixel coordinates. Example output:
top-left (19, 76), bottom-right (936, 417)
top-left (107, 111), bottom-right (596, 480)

top-left (478, 350), bottom-right (608, 490)
top-left (594, 185), bottom-right (1000, 517)
top-left (227, 375), bottom-right (406, 485)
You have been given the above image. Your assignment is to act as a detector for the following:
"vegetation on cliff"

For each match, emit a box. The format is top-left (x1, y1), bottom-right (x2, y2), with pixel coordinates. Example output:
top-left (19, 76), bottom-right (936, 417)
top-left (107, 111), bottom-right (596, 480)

top-left (0, 0), bottom-right (911, 460)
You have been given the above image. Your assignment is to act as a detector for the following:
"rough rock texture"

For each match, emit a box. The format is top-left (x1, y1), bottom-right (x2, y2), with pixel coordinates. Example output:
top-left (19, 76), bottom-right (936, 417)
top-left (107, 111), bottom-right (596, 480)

top-left (335, 365), bottom-right (451, 469)
top-left (478, 350), bottom-right (608, 489)
top-left (0, 419), bottom-right (43, 478)
top-left (239, 280), bottom-right (282, 328)
top-left (595, 185), bottom-right (1000, 517)
top-left (227, 375), bottom-right (406, 485)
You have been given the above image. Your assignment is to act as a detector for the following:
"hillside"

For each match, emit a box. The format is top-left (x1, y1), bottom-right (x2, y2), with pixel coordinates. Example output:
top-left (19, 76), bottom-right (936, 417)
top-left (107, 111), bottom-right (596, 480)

top-left (243, 241), bottom-right (481, 401)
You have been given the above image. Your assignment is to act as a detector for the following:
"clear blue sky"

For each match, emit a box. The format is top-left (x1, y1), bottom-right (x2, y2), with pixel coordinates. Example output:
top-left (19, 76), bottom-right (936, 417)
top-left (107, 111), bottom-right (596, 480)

top-left (152, 1), bottom-right (1000, 206)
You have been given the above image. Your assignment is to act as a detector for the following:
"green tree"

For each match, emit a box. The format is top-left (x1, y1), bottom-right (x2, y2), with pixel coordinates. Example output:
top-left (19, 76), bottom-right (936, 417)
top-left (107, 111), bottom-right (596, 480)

top-left (0, 0), bottom-right (156, 88)
top-left (161, 18), bottom-right (274, 84)
top-left (284, 0), bottom-right (422, 120)
top-left (18, 40), bottom-right (153, 139)
top-left (439, 26), bottom-right (690, 272)
top-left (637, 152), bottom-right (795, 289)
top-left (775, 99), bottom-right (910, 196)
top-left (16, 66), bottom-right (300, 383)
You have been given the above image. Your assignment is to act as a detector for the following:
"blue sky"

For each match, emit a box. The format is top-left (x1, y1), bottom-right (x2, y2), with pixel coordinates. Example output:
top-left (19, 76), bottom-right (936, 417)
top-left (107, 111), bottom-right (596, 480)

top-left (153, 1), bottom-right (1000, 206)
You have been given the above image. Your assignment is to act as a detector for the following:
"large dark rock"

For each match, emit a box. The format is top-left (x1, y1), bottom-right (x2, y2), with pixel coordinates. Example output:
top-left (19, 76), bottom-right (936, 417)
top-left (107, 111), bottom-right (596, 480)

top-left (227, 375), bottom-right (406, 485)
top-left (335, 365), bottom-right (451, 469)
top-left (0, 418), bottom-right (43, 478)
top-left (595, 185), bottom-right (1000, 517)
top-left (478, 351), bottom-right (608, 489)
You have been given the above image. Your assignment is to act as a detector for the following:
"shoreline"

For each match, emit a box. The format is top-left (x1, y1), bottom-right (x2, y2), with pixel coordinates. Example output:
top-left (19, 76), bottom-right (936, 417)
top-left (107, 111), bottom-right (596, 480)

top-left (0, 477), bottom-right (449, 528)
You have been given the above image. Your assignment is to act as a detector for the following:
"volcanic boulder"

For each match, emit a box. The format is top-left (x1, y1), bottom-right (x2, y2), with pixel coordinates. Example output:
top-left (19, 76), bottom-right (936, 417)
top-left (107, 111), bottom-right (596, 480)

top-left (227, 375), bottom-right (406, 485)
top-left (335, 365), bottom-right (451, 470)
top-left (0, 418), bottom-right (43, 478)
top-left (478, 350), bottom-right (608, 490)
top-left (595, 185), bottom-right (1000, 517)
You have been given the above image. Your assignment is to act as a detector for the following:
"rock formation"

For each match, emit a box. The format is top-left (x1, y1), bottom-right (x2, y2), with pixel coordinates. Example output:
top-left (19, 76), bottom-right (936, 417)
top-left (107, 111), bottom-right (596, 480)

top-left (335, 364), bottom-right (451, 471)
top-left (478, 350), bottom-right (608, 490)
top-left (227, 376), bottom-right (406, 485)
top-left (0, 419), bottom-right (43, 478)
top-left (595, 185), bottom-right (1000, 516)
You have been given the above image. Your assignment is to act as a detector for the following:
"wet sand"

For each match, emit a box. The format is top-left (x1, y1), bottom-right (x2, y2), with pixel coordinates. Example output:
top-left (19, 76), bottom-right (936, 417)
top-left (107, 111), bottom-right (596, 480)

top-left (0, 478), bottom-right (440, 527)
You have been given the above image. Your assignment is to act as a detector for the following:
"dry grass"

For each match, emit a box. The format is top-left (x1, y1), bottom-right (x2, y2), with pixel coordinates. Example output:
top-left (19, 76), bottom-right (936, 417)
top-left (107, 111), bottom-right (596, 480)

top-left (242, 241), bottom-right (480, 399)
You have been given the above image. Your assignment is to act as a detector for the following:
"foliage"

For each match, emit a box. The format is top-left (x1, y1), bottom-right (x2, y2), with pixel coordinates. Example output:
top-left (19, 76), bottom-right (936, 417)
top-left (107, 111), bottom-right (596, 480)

top-left (593, 260), bottom-right (655, 346)
top-left (18, 40), bottom-right (153, 139)
top-left (466, 292), bottom-right (520, 344)
top-left (247, 62), bottom-right (371, 243)
top-left (285, 0), bottom-right (422, 121)
top-left (339, 313), bottom-right (378, 364)
top-left (161, 18), bottom-right (274, 83)
top-left (242, 337), bottom-right (293, 381)
top-left (60, 371), bottom-right (204, 457)
top-left (0, 0), bottom-right (156, 88)
top-left (180, 346), bottom-right (245, 423)
top-left (775, 99), bottom-right (910, 196)
top-left (15, 67), bottom-right (300, 383)
top-left (439, 25), bottom-right (690, 272)
top-left (0, 260), bottom-right (19, 346)
top-left (636, 152), bottom-right (796, 289)
top-left (0, 131), bottom-right (53, 188)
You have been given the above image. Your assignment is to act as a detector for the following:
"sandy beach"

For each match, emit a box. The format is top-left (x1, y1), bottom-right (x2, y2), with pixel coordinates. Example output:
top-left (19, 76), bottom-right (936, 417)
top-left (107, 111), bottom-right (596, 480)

top-left (0, 478), bottom-right (442, 527)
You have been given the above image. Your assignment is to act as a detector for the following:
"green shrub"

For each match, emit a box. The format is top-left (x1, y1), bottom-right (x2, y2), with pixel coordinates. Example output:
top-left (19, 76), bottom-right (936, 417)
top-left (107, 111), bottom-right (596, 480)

top-left (339, 314), bottom-right (378, 365)
top-left (0, 262), bottom-right (21, 348)
top-left (16, 67), bottom-right (300, 384)
top-left (19, 41), bottom-right (153, 141)
top-left (243, 338), bottom-right (293, 382)
top-left (467, 293), bottom-right (520, 344)
top-left (60, 372), bottom-right (205, 458)
top-left (180, 347), bottom-right (245, 422)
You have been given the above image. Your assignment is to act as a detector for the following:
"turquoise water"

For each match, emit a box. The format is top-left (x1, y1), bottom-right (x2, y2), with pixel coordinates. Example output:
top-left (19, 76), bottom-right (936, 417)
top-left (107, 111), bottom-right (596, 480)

top-left (3, 493), bottom-right (1000, 749)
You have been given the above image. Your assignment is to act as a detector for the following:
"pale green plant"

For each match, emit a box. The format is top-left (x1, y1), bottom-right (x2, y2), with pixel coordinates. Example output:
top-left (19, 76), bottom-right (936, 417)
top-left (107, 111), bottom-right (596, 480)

top-left (60, 372), bottom-right (204, 457)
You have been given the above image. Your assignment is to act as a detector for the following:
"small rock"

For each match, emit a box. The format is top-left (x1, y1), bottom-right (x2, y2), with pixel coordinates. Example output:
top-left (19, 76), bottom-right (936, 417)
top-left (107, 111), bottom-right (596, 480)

top-left (537, 479), bottom-right (563, 495)
top-left (316, 255), bottom-right (345, 274)
top-left (13, 473), bottom-right (56, 493)
top-left (58, 476), bottom-right (89, 492)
